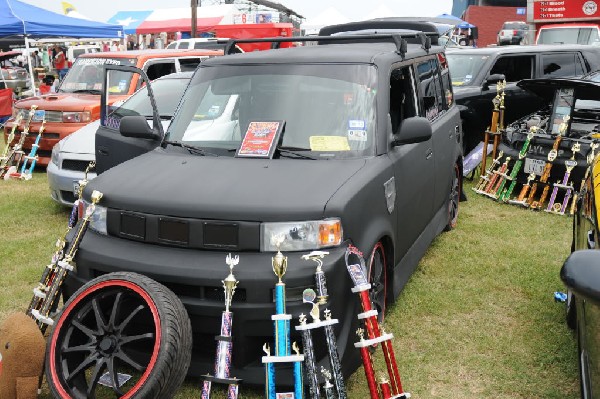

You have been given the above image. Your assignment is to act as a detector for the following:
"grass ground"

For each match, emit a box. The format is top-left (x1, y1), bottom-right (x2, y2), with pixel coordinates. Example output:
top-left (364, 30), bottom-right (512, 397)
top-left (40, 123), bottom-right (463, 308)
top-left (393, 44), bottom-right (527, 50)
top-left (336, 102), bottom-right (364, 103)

top-left (0, 171), bottom-right (578, 398)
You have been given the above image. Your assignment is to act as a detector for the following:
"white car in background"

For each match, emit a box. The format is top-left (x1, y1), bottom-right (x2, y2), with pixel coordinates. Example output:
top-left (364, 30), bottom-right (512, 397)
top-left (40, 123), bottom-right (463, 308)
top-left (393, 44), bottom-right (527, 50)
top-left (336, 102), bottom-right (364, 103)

top-left (47, 71), bottom-right (193, 206)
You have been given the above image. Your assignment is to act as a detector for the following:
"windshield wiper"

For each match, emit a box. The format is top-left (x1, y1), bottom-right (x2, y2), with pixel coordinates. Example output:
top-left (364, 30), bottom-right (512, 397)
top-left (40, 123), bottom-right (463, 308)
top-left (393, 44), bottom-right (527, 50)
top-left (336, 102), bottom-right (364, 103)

top-left (71, 89), bottom-right (102, 95)
top-left (276, 146), bottom-right (318, 160)
top-left (162, 140), bottom-right (218, 156)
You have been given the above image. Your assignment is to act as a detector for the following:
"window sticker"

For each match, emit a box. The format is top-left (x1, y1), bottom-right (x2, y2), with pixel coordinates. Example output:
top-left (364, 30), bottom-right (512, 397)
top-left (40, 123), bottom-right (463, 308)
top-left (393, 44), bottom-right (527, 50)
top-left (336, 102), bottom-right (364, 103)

top-left (118, 79), bottom-right (128, 92)
top-left (348, 130), bottom-right (367, 142)
top-left (208, 105), bottom-right (220, 116)
top-left (343, 93), bottom-right (354, 105)
top-left (348, 119), bottom-right (366, 129)
top-left (236, 121), bottom-right (284, 158)
top-left (309, 136), bottom-right (351, 151)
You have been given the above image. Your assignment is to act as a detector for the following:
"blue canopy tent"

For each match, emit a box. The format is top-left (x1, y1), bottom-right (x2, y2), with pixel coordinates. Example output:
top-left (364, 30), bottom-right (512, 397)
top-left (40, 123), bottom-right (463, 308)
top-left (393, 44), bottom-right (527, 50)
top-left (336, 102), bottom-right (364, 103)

top-left (0, 0), bottom-right (124, 91)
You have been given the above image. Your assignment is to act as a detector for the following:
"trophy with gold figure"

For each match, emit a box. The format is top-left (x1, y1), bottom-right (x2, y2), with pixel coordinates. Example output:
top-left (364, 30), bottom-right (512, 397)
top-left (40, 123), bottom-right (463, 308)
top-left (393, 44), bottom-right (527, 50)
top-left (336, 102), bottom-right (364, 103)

top-left (480, 81), bottom-right (504, 177)
top-left (546, 143), bottom-right (580, 215)
top-left (263, 234), bottom-right (304, 399)
top-left (201, 253), bottom-right (242, 399)
top-left (0, 105), bottom-right (36, 179)
top-left (528, 115), bottom-right (570, 209)
top-left (345, 246), bottom-right (409, 399)
top-left (295, 251), bottom-right (347, 399)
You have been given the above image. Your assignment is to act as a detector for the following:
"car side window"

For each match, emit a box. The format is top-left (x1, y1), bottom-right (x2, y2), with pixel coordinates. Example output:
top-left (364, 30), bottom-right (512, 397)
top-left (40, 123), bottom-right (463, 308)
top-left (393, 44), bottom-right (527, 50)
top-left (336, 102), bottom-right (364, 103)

top-left (389, 66), bottom-right (418, 133)
top-left (416, 58), bottom-right (444, 121)
top-left (179, 42), bottom-right (190, 49)
top-left (541, 53), bottom-right (585, 78)
top-left (438, 53), bottom-right (453, 110)
top-left (145, 61), bottom-right (176, 80)
top-left (179, 58), bottom-right (203, 72)
top-left (489, 55), bottom-right (533, 82)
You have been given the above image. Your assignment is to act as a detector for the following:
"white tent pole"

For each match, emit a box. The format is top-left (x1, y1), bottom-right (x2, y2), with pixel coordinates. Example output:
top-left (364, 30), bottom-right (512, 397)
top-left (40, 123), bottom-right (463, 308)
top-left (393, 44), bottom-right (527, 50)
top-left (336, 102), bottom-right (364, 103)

top-left (25, 36), bottom-right (36, 96)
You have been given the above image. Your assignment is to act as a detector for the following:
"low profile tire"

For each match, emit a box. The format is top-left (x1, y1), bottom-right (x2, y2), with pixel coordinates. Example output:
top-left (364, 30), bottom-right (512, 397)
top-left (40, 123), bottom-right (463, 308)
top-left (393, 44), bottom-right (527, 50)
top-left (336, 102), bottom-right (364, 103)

top-left (46, 272), bottom-right (192, 399)
top-left (368, 242), bottom-right (388, 324)
top-left (444, 163), bottom-right (461, 231)
top-left (566, 290), bottom-right (577, 330)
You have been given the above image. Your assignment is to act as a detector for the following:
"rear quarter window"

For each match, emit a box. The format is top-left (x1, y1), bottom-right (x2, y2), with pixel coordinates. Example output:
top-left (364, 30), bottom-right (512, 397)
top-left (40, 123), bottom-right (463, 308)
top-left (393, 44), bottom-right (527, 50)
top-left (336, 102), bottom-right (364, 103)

top-left (541, 53), bottom-right (585, 78)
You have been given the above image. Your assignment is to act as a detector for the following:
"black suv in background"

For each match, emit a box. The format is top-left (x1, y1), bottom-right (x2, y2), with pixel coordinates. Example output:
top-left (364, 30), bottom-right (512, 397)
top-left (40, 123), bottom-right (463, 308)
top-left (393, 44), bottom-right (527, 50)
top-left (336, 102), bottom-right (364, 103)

top-left (68, 23), bottom-right (463, 384)
top-left (446, 44), bottom-right (600, 154)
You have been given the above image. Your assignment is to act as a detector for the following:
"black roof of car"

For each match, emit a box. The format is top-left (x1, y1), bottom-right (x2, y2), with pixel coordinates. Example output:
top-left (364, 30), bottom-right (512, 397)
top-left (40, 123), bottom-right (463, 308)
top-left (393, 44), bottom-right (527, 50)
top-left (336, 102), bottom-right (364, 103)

top-left (201, 41), bottom-right (439, 67)
top-left (446, 44), bottom-right (600, 55)
top-left (517, 78), bottom-right (600, 101)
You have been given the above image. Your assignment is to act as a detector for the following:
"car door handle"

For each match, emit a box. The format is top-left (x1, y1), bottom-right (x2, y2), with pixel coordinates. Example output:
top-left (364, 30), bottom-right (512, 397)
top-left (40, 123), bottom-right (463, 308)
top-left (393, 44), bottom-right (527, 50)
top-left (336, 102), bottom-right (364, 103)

top-left (588, 230), bottom-right (596, 249)
top-left (98, 148), bottom-right (109, 156)
top-left (426, 148), bottom-right (433, 160)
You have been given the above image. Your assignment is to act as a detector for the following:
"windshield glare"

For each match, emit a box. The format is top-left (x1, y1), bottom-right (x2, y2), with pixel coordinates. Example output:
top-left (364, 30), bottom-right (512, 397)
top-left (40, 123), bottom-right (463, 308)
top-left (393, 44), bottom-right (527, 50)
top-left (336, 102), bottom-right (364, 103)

top-left (446, 54), bottom-right (489, 86)
top-left (167, 64), bottom-right (378, 158)
top-left (59, 57), bottom-right (137, 94)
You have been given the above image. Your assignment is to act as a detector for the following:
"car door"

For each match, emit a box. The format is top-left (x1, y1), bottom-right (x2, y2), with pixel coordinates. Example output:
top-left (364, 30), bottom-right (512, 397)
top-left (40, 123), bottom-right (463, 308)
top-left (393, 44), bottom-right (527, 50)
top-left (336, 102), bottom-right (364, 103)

top-left (387, 63), bottom-right (435, 256)
top-left (95, 65), bottom-right (163, 174)
top-left (416, 56), bottom-right (460, 212)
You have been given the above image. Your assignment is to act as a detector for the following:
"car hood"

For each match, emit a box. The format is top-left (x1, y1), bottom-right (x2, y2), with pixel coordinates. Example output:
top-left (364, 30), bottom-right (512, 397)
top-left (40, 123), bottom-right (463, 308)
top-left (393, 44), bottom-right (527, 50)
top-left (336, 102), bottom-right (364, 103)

top-left (59, 120), bottom-right (100, 154)
top-left (517, 78), bottom-right (600, 102)
top-left (87, 150), bottom-right (366, 221)
top-left (15, 92), bottom-right (127, 112)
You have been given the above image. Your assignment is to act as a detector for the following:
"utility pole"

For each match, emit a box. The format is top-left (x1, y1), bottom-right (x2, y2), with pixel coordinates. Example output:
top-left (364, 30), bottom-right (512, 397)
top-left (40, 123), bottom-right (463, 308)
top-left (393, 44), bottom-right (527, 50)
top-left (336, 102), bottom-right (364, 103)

top-left (191, 0), bottom-right (198, 38)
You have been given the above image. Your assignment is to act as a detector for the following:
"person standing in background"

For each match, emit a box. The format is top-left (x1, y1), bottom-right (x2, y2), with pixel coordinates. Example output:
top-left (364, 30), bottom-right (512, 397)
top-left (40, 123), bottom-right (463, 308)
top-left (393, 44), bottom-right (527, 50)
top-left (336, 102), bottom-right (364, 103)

top-left (102, 42), bottom-right (109, 52)
top-left (41, 48), bottom-right (50, 69)
top-left (53, 45), bottom-right (67, 80)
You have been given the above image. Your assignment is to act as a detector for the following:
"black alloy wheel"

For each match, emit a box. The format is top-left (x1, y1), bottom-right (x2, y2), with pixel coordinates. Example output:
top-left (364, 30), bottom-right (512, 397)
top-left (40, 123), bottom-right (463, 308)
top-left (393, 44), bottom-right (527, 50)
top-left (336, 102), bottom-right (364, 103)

top-left (445, 163), bottom-right (461, 231)
top-left (46, 272), bottom-right (192, 399)
top-left (368, 242), bottom-right (387, 324)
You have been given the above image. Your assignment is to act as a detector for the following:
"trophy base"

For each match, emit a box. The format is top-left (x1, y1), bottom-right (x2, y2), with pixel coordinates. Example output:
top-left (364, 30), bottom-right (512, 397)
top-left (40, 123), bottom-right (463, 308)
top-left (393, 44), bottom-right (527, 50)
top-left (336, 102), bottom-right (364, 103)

top-left (202, 374), bottom-right (242, 384)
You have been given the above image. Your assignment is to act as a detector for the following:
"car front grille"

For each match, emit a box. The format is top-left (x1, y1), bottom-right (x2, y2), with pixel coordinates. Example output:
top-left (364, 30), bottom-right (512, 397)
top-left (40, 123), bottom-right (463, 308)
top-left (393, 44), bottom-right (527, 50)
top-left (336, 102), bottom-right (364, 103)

top-left (62, 159), bottom-right (95, 172)
top-left (15, 109), bottom-right (62, 122)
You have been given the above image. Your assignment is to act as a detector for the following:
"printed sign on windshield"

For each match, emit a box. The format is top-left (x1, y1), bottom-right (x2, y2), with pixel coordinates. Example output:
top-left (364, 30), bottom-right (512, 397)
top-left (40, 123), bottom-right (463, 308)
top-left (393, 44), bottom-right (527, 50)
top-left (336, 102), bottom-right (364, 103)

top-left (236, 121), bottom-right (284, 159)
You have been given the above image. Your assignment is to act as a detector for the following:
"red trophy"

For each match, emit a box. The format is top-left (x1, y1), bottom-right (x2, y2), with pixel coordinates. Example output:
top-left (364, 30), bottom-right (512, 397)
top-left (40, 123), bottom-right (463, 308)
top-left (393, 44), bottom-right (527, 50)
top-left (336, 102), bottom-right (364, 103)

top-left (345, 245), bottom-right (410, 399)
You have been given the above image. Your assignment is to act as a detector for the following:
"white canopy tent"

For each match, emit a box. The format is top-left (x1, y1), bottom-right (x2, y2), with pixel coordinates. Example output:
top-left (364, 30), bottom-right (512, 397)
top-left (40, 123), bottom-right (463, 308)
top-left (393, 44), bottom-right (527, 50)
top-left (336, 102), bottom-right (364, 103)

top-left (301, 6), bottom-right (351, 35)
top-left (364, 4), bottom-right (396, 20)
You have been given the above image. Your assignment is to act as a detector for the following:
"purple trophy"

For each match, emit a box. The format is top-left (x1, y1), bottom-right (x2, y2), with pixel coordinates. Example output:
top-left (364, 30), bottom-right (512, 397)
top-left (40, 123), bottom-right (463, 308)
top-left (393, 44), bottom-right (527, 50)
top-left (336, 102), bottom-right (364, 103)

top-left (200, 253), bottom-right (241, 399)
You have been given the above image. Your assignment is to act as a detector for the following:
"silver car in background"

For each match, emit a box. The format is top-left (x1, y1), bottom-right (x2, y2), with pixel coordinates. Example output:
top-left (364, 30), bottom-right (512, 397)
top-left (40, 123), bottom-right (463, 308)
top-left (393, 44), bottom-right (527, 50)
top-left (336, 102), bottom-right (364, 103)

top-left (47, 71), bottom-right (193, 206)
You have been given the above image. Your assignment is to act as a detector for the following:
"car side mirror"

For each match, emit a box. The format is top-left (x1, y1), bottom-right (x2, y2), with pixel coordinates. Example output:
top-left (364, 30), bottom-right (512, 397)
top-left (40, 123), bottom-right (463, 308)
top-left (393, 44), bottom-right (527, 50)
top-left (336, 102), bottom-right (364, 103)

top-left (119, 115), bottom-right (160, 140)
top-left (483, 73), bottom-right (506, 89)
top-left (560, 250), bottom-right (600, 302)
top-left (392, 116), bottom-right (432, 146)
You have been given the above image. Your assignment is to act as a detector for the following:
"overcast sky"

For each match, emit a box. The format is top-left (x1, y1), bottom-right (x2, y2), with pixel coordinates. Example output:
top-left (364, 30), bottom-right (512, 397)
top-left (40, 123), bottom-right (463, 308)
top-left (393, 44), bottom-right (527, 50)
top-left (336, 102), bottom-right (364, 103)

top-left (19, 0), bottom-right (454, 23)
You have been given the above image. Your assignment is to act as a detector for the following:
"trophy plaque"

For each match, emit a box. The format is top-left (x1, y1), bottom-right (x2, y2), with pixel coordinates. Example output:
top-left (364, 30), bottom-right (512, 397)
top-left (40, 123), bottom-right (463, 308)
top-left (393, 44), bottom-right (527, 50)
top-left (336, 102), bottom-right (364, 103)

top-left (344, 246), bottom-right (410, 399)
top-left (201, 253), bottom-right (242, 399)
top-left (263, 234), bottom-right (305, 399)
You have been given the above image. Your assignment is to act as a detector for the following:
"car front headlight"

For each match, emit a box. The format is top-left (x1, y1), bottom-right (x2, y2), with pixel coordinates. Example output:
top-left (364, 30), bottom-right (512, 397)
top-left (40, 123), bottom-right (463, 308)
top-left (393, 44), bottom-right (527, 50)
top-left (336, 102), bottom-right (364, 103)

top-left (51, 144), bottom-right (60, 166)
top-left (260, 218), bottom-right (342, 252)
top-left (87, 203), bottom-right (107, 235)
top-left (63, 111), bottom-right (91, 123)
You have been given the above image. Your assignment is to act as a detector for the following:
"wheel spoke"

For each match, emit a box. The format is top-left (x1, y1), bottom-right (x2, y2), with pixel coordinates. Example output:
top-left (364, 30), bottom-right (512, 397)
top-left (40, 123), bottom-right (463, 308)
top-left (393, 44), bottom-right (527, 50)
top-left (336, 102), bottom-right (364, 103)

top-left (92, 298), bottom-right (107, 331)
top-left (62, 342), bottom-right (96, 353)
top-left (72, 319), bottom-right (98, 338)
top-left (66, 352), bottom-right (98, 382)
top-left (108, 292), bottom-right (122, 330)
top-left (86, 358), bottom-right (106, 398)
top-left (120, 332), bottom-right (154, 345)
top-left (115, 350), bottom-right (145, 371)
top-left (116, 304), bottom-right (144, 331)
top-left (107, 357), bottom-right (124, 396)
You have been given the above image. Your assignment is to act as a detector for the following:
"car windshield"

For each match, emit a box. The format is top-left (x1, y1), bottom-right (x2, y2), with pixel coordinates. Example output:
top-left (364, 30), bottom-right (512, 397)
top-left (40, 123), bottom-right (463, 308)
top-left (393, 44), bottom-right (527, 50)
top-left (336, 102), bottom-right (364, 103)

top-left (59, 57), bottom-right (137, 94)
top-left (537, 27), bottom-right (600, 45)
top-left (446, 53), bottom-right (489, 86)
top-left (110, 77), bottom-right (190, 119)
top-left (166, 63), bottom-right (378, 159)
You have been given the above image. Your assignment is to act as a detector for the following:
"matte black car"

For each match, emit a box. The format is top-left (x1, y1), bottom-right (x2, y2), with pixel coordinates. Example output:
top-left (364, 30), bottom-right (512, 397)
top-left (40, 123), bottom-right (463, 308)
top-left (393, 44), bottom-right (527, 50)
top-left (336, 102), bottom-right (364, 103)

top-left (446, 45), bottom-right (600, 154)
top-left (498, 78), bottom-right (600, 189)
top-left (561, 142), bottom-right (600, 397)
top-left (67, 29), bottom-right (463, 384)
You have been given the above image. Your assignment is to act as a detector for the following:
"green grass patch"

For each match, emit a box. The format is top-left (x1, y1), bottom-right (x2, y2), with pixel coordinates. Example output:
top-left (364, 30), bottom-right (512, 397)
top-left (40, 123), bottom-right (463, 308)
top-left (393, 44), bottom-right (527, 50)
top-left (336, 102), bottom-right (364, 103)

top-left (0, 173), bottom-right (579, 398)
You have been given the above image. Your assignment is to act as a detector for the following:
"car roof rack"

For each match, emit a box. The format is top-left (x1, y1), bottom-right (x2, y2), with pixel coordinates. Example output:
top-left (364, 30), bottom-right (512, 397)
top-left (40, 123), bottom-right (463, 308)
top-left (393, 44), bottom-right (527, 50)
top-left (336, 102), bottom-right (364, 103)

top-left (223, 32), bottom-right (435, 58)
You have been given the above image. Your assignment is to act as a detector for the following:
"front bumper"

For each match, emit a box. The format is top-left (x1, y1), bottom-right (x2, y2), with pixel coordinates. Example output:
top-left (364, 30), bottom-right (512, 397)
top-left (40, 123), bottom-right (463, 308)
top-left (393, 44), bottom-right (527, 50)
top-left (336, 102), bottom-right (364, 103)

top-left (47, 153), bottom-right (96, 207)
top-left (67, 232), bottom-right (360, 385)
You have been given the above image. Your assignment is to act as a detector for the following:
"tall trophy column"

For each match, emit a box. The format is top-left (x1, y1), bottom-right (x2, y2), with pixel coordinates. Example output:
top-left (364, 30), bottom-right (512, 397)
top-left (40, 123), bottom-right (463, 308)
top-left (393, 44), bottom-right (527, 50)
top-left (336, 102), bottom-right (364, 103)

top-left (262, 235), bottom-right (304, 399)
top-left (201, 253), bottom-right (242, 399)
top-left (345, 245), bottom-right (410, 399)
